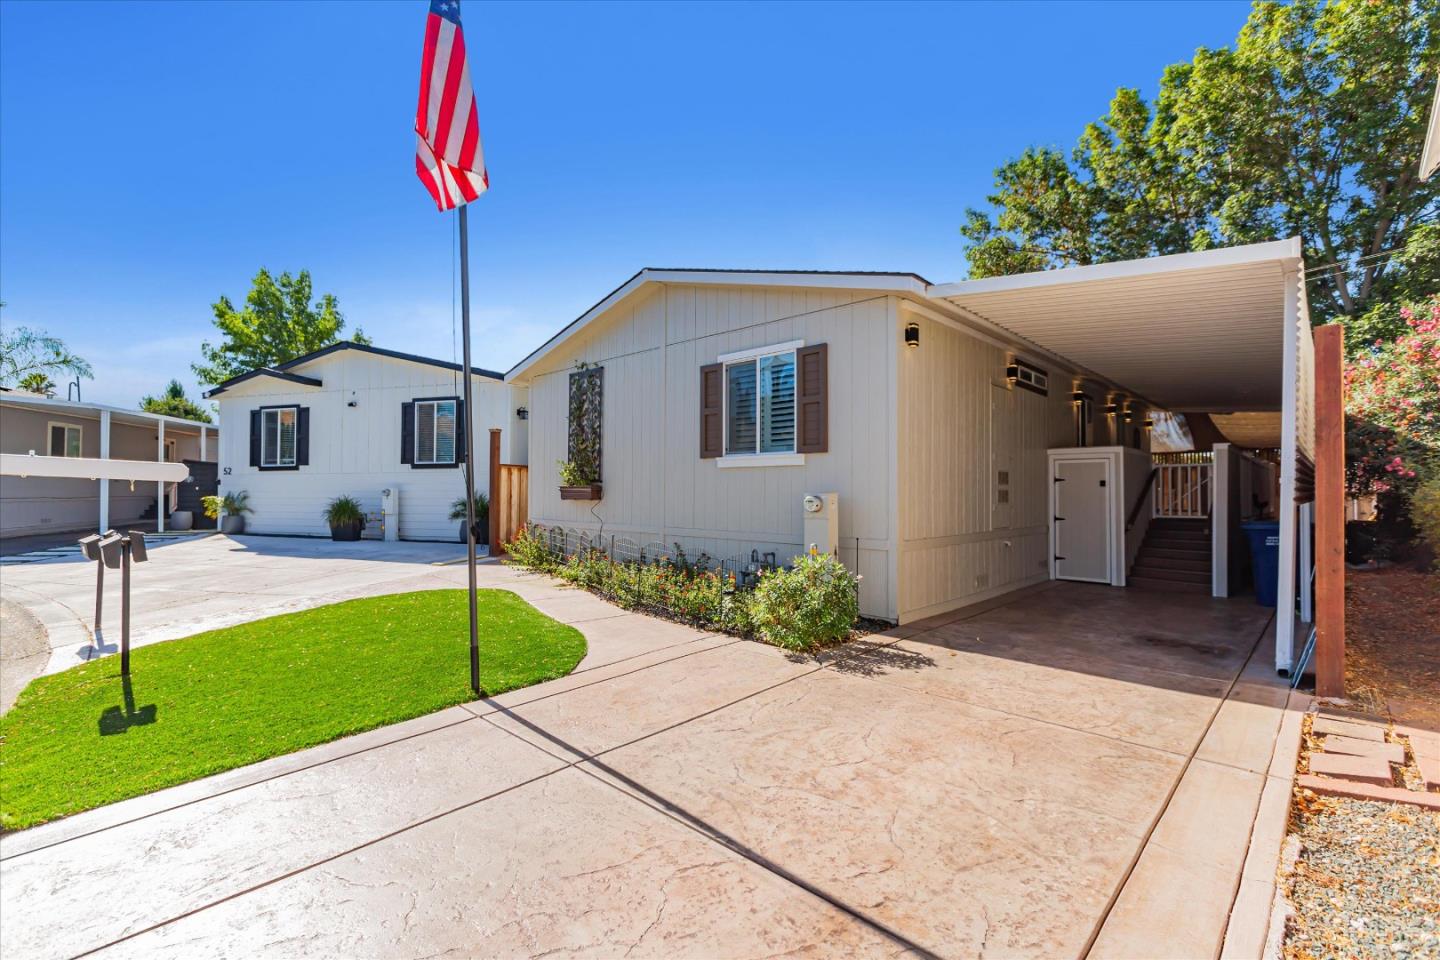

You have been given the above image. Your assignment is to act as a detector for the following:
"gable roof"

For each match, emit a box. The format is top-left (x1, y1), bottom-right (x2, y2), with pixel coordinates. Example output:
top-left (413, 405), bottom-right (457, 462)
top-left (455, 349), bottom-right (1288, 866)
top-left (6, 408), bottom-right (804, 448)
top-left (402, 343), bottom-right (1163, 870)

top-left (506, 268), bottom-right (932, 382)
top-left (204, 341), bottom-right (504, 398)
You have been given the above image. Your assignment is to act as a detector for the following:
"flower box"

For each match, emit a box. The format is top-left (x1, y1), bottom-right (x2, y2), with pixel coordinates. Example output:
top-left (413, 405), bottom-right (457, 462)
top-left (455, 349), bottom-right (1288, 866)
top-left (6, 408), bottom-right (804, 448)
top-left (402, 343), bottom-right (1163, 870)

top-left (559, 483), bottom-right (603, 501)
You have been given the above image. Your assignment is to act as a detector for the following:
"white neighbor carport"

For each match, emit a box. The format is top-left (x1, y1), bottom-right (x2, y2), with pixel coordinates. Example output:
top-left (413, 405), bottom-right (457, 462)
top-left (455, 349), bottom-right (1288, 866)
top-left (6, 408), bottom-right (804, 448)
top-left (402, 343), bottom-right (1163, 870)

top-left (928, 238), bottom-right (1317, 673)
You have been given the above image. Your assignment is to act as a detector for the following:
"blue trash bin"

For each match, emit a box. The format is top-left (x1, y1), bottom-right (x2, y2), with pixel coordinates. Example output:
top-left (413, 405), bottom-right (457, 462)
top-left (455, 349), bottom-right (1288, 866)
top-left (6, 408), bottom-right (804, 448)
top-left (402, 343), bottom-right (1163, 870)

top-left (1241, 521), bottom-right (1281, 607)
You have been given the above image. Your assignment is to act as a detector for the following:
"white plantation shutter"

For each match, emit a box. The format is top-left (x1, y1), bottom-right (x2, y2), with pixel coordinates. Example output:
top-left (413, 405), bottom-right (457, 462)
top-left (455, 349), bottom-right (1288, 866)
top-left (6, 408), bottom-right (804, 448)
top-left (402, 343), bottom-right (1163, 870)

top-left (435, 400), bottom-right (457, 463)
top-left (726, 360), bottom-right (757, 454)
top-left (758, 353), bottom-right (796, 453)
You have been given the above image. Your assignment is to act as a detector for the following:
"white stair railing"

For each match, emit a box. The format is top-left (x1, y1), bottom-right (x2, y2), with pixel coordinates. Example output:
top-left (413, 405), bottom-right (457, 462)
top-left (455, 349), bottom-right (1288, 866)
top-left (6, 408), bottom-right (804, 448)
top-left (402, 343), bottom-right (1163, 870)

top-left (1154, 460), bottom-right (1212, 518)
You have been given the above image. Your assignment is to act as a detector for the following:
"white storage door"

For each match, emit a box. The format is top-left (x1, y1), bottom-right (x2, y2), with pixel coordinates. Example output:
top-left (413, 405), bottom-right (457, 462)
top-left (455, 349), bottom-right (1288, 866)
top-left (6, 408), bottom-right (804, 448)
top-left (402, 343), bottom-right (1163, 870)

top-left (1053, 458), bottom-right (1112, 583)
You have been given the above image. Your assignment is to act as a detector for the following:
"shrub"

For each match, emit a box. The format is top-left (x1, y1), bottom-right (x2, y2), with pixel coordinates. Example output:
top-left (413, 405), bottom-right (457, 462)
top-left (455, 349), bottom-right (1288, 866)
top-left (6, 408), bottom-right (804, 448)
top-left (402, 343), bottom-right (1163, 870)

top-left (201, 490), bottom-right (251, 520)
top-left (503, 526), bottom-right (861, 649)
top-left (505, 525), bottom-right (561, 572)
top-left (1411, 478), bottom-right (1440, 569)
top-left (746, 552), bottom-right (860, 652)
top-left (448, 492), bottom-right (489, 523)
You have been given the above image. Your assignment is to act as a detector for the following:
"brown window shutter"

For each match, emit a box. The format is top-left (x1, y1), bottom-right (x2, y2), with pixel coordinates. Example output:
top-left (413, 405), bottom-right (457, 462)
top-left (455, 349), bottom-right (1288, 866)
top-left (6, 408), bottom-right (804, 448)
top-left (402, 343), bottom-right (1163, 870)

top-left (699, 363), bottom-right (723, 458)
top-left (796, 343), bottom-right (828, 453)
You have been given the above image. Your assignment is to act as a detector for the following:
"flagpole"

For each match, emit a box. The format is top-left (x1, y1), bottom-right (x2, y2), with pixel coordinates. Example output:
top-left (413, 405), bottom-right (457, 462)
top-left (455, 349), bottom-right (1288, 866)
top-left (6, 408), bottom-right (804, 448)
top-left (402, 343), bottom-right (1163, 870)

top-left (458, 203), bottom-right (481, 697)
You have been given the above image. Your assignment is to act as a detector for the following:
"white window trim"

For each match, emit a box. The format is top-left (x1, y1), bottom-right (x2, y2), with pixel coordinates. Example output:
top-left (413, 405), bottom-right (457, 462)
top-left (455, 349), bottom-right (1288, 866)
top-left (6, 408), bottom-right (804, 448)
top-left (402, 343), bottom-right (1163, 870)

top-left (46, 420), bottom-right (83, 457)
top-left (716, 452), bottom-right (806, 469)
top-left (260, 407), bottom-right (298, 468)
top-left (717, 339), bottom-right (805, 364)
top-left (718, 339), bottom-right (804, 462)
top-left (414, 399), bottom-right (459, 466)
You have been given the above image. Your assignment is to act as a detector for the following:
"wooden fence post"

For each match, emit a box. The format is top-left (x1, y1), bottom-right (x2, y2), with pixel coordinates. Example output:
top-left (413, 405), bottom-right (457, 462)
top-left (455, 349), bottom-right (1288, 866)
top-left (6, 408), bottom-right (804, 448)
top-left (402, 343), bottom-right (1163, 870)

top-left (1314, 324), bottom-right (1345, 698)
top-left (488, 428), bottom-right (503, 557)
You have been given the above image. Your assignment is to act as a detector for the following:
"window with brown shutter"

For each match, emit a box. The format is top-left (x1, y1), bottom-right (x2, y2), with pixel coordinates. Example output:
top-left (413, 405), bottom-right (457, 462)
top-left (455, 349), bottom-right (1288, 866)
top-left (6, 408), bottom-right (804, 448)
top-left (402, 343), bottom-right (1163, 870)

top-left (796, 343), bottom-right (828, 453)
top-left (700, 363), bottom-right (723, 458)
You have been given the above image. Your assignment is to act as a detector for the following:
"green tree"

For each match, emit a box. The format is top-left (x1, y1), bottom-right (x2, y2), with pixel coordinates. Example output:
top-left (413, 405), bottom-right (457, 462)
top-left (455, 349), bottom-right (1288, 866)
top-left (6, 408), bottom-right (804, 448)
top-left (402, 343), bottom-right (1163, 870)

top-left (17, 372), bottom-right (57, 397)
top-left (193, 269), bottom-right (369, 386)
top-left (0, 326), bottom-right (93, 387)
top-left (962, 0), bottom-right (1440, 331)
top-left (140, 379), bottom-right (213, 423)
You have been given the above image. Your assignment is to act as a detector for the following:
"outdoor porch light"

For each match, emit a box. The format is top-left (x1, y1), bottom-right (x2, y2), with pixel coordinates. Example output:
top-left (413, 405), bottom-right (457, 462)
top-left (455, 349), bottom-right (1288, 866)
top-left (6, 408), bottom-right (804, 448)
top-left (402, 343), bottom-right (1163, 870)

top-left (1103, 401), bottom-right (1120, 415)
top-left (904, 322), bottom-right (920, 348)
top-left (1144, 417), bottom-right (1155, 429)
top-left (1070, 391), bottom-right (1086, 405)
top-left (516, 406), bottom-right (529, 420)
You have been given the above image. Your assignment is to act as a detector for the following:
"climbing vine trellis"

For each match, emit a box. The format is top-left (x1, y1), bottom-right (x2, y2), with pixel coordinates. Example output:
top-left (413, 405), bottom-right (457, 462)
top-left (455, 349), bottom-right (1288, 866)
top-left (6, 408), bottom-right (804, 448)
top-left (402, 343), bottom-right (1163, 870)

top-left (566, 366), bottom-right (603, 483)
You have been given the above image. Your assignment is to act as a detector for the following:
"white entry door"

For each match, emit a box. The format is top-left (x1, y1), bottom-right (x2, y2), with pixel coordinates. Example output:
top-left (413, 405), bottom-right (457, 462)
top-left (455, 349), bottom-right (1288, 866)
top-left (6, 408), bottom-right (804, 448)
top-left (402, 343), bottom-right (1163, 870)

top-left (1053, 458), bottom-right (1112, 583)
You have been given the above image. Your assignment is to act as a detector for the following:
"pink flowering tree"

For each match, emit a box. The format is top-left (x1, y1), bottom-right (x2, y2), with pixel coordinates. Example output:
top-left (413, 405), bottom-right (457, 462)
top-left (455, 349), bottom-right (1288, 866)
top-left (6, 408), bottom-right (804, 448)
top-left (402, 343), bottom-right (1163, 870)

top-left (1344, 296), bottom-right (1440, 509)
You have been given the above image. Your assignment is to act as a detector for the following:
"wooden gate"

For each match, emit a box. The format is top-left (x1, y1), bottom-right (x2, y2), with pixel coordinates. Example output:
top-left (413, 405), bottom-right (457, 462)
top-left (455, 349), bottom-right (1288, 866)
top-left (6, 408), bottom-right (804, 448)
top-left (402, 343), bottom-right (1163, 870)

top-left (487, 428), bottom-right (528, 554)
top-left (493, 464), bottom-right (528, 549)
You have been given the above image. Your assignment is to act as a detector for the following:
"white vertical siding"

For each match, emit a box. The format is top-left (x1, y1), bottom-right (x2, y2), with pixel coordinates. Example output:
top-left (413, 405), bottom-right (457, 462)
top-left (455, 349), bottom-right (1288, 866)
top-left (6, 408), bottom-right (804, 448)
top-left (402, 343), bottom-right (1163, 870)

top-left (216, 351), bottom-right (520, 541)
top-left (895, 309), bottom-right (1074, 622)
top-left (523, 283), bottom-right (897, 619)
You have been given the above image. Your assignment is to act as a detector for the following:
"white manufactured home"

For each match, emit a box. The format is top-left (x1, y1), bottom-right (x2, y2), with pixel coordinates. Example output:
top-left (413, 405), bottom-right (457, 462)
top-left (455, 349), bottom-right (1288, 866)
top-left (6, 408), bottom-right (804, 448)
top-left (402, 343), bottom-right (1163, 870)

top-left (208, 342), bottom-right (527, 541)
top-left (507, 239), bottom-right (1319, 673)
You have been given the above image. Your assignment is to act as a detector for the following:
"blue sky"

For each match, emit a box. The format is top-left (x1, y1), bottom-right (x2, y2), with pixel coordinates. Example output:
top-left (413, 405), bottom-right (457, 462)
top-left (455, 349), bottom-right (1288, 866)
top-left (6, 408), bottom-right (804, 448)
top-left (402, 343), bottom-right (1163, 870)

top-left (0, 0), bottom-right (1252, 408)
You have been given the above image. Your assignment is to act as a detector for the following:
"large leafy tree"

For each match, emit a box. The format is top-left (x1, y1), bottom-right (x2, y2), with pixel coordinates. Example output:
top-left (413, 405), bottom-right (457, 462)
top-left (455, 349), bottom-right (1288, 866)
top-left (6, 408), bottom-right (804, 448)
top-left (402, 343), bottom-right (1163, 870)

top-left (962, 0), bottom-right (1440, 335)
top-left (0, 326), bottom-right (93, 388)
top-left (140, 379), bottom-right (212, 423)
top-left (193, 269), bottom-right (368, 386)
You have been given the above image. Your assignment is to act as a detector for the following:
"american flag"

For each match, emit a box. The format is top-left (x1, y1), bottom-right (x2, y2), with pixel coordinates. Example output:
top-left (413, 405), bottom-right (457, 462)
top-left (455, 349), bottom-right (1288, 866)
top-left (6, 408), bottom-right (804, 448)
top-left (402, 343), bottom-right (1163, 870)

top-left (415, 0), bottom-right (488, 211)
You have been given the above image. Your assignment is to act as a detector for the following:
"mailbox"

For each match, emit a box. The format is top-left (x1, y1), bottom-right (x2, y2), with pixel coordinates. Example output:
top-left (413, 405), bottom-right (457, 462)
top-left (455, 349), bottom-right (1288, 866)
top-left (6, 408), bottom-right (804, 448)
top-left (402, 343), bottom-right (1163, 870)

top-left (78, 534), bottom-right (104, 562)
top-left (99, 534), bottom-right (125, 570)
top-left (127, 531), bottom-right (149, 563)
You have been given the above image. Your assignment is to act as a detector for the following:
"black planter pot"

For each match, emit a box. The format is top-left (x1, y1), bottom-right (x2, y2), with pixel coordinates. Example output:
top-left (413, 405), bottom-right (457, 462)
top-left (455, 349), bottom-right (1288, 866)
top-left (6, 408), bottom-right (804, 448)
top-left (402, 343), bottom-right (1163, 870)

top-left (458, 520), bottom-right (490, 546)
top-left (330, 520), bottom-right (363, 542)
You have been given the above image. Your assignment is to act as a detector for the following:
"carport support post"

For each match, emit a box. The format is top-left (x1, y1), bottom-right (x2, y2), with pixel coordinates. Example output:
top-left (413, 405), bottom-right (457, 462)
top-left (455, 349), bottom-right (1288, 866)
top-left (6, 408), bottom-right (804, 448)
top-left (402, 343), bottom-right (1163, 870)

top-left (1314, 324), bottom-right (1345, 698)
top-left (98, 410), bottom-right (111, 533)
top-left (156, 420), bottom-right (165, 534)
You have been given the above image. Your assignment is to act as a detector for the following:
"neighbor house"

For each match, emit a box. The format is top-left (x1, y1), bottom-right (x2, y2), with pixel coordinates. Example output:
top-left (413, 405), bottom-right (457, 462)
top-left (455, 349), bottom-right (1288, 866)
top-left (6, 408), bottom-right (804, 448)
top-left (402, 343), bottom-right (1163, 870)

top-left (0, 391), bottom-right (216, 538)
top-left (207, 342), bottom-right (526, 541)
top-left (507, 240), bottom-right (1319, 673)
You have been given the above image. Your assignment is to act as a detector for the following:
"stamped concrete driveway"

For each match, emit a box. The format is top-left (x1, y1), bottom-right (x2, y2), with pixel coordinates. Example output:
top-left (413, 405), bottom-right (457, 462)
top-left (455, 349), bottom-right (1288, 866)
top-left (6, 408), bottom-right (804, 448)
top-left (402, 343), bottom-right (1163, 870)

top-left (0, 564), bottom-right (1290, 959)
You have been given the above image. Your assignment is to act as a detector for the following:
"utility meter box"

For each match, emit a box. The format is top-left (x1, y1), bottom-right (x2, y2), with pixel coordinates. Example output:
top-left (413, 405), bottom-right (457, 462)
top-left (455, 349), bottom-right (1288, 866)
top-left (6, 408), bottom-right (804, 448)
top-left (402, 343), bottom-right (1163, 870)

top-left (802, 492), bottom-right (839, 558)
top-left (381, 487), bottom-right (400, 542)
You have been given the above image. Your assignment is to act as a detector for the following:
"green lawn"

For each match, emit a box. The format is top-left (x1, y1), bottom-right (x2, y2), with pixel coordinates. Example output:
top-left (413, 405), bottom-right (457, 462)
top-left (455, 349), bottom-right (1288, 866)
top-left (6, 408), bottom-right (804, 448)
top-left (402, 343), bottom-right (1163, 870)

top-left (0, 589), bottom-right (585, 831)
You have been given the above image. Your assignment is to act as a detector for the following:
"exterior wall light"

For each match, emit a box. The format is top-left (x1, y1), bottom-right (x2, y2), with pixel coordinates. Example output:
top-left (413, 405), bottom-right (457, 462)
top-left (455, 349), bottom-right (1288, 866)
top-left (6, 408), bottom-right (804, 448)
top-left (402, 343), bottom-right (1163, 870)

top-left (904, 322), bottom-right (920, 348)
top-left (516, 407), bottom-right (529, 420)
top-left (1103, 402), bottom-right (1120, 416)
top-left (1070, 391), bottom-right (1086, 405)
top-left (1144, 417), bottom-right (1155, 429)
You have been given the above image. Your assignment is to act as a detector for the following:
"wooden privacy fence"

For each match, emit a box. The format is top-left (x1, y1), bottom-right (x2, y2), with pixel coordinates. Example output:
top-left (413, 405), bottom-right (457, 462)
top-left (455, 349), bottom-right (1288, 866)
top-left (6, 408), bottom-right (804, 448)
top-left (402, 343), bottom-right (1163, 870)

top-left (487, 428), bottom-right (528, 554)
top-left (1154, 458), bottom-right (1212, 518)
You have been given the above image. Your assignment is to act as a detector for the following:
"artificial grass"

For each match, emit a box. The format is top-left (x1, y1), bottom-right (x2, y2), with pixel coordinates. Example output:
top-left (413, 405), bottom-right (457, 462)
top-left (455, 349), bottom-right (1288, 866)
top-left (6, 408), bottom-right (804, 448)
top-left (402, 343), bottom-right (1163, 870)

top-left (0, 589), bottom-right (585, 831)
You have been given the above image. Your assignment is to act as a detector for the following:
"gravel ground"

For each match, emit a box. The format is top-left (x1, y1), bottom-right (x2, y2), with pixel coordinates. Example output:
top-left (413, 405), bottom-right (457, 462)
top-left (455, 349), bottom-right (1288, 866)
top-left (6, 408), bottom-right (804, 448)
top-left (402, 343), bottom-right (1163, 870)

top-left (1284, 796), bottom-right (1440, 960)
top-left (0, 598), bottom-right (50, 713)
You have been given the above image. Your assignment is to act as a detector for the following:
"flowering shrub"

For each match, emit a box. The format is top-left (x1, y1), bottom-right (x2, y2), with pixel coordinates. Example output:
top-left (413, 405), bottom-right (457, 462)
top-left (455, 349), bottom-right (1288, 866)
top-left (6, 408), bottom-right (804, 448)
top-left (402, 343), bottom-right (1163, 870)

top-left (747, 553), bottom-right (861, 652)
top-left (503, 525), bottom-right (859, 647)
top-left (1344, 297), bottom-right (1440, 500)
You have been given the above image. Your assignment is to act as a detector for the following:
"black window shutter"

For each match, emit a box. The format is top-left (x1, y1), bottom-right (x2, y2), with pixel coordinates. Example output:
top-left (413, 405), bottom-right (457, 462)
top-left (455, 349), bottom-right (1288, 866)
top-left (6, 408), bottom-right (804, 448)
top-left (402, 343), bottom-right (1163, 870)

top-left (699, 363), bottom-right (723, 458)
top-left (796, 343), bottom-right (828, 454)
top-left (400, 402), bottom-right (414, 465)
top-left (249, 410), bottom-right (262, 467)
top-left (296, 407), bottom-right (310, 466)
top-left (453, 398), bottom-right (465, 468)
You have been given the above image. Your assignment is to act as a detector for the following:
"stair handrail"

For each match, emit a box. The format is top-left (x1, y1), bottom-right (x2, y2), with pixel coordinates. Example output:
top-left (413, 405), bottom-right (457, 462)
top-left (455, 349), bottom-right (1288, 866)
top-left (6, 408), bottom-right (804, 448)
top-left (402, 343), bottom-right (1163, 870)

top-left (1127, 467), bottom-right (1159, 531)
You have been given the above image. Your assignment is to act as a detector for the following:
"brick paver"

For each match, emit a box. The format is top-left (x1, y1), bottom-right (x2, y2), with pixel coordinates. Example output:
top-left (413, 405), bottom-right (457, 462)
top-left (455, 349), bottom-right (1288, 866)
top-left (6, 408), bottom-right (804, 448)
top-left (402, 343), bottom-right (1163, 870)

top-left (1307, 751), bottom-right (1394, 786)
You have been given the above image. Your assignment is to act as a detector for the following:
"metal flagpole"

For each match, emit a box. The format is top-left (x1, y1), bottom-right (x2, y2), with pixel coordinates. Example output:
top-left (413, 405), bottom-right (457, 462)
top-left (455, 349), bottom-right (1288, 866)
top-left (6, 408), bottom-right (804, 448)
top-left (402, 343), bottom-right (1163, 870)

top-left (458, 203), bottom-right (481, 697)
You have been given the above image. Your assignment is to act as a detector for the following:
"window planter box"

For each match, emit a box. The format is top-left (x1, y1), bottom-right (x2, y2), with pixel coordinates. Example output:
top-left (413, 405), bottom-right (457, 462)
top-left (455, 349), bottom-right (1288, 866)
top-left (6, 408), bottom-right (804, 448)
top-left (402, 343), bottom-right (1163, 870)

top-left (559, 483), bottom-right (603, 501)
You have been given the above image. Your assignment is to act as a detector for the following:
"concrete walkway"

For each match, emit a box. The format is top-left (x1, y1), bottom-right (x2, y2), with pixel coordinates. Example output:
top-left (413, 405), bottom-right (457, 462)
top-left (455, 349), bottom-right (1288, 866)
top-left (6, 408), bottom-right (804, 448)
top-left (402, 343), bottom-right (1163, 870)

top-left (0, 565), bottom-right (1296, 959)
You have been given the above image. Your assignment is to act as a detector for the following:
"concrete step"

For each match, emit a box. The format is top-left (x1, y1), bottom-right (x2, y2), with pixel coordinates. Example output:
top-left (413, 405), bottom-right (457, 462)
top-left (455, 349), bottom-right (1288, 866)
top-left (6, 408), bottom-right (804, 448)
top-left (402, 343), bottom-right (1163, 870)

top-left (1131, 564), bottom-right (1210, 584)
top-left (1128, 575), bottom-right (1211, 594)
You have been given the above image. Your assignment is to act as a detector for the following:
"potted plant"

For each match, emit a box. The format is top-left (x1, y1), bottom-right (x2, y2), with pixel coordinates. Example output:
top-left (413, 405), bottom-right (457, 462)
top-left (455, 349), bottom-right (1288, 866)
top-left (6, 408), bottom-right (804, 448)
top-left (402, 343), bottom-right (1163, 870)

top-left (449, 492), bottom-right (489, 545)
top-left (202, 491), bottom-right (252, 535)
top-left (323, 495), bottom-right (366, 542)
top-left (558, 459), bottom-right (602, 501)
